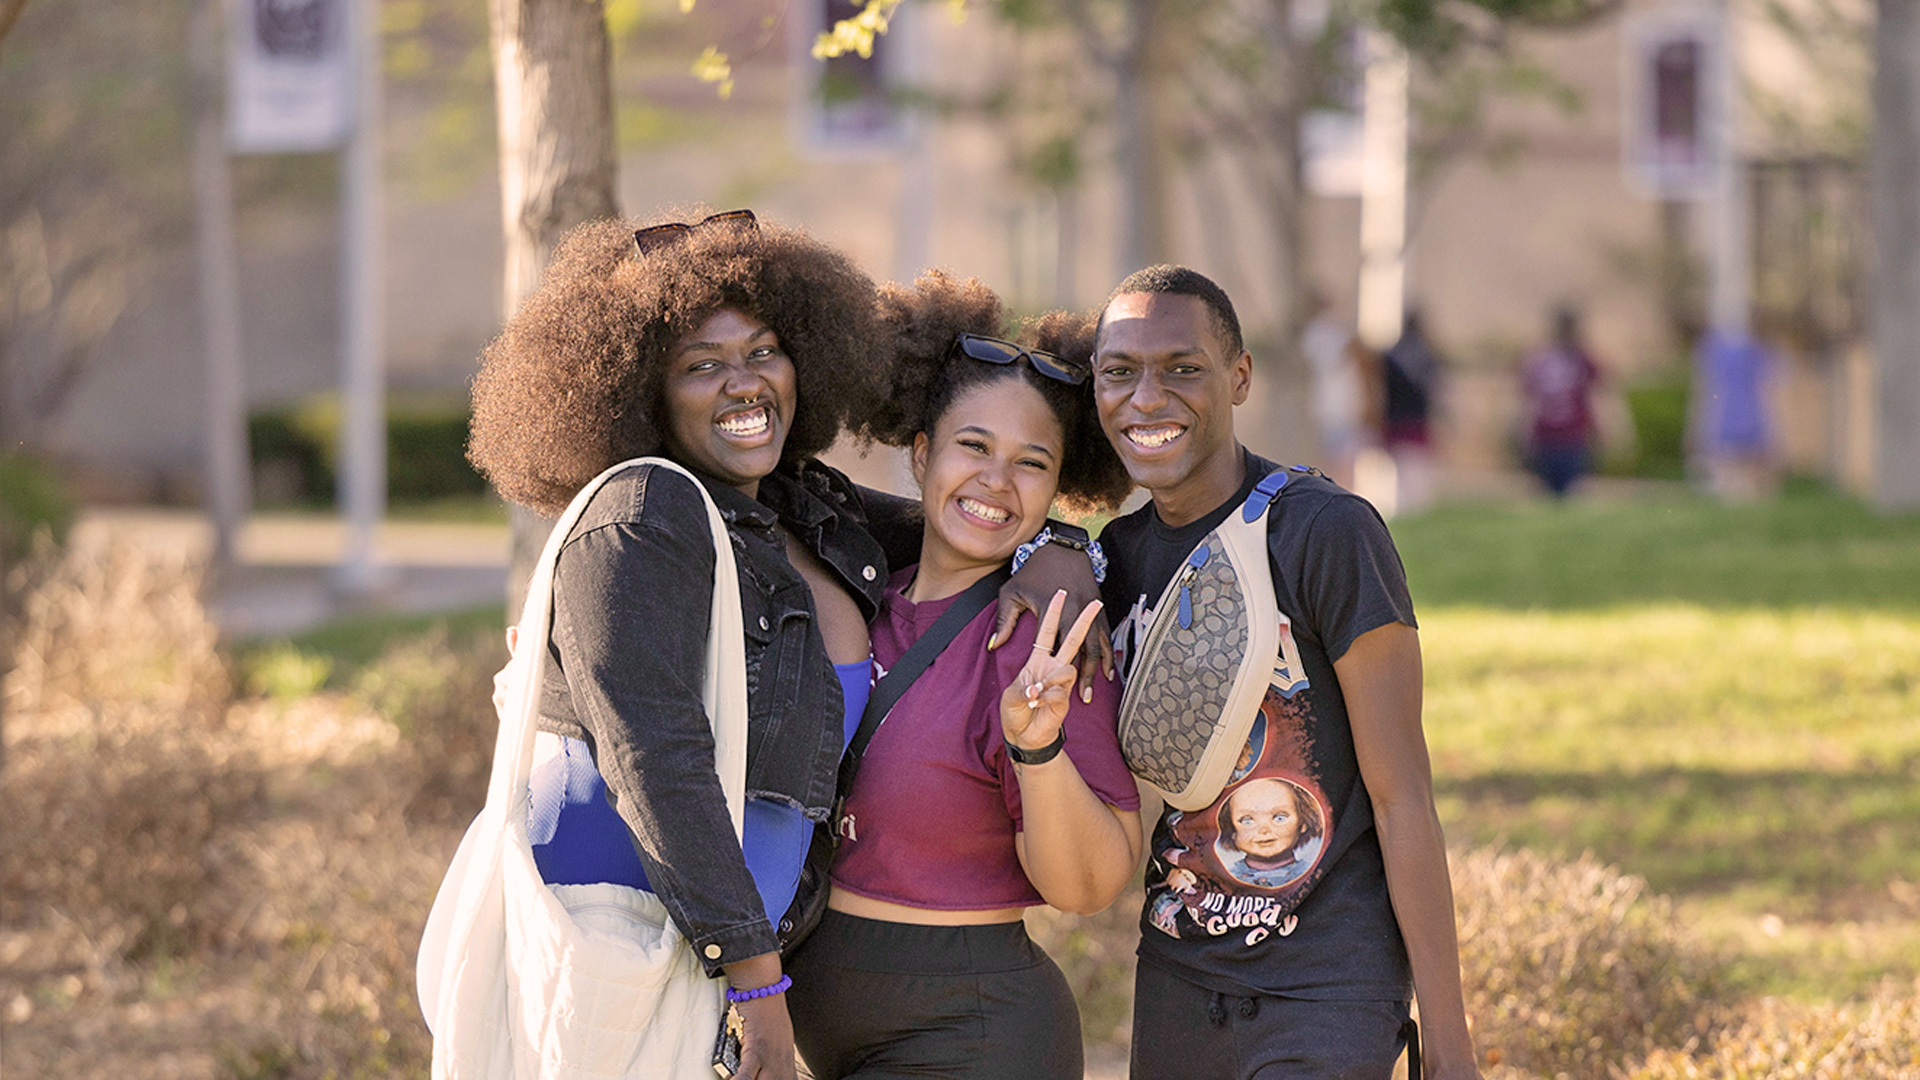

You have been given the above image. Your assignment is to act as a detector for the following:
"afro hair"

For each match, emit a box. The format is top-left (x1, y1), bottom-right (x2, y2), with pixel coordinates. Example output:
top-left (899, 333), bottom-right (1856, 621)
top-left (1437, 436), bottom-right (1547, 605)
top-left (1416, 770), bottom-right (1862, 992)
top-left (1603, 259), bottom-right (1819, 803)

top-left (468, 211), bottom-right (883, 515)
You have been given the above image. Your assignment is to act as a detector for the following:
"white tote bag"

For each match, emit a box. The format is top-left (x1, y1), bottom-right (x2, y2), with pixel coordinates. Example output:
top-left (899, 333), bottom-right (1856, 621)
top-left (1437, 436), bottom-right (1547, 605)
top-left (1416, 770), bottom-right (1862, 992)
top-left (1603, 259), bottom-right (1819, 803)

top-left (417, 458), bottom-right (749, 1080)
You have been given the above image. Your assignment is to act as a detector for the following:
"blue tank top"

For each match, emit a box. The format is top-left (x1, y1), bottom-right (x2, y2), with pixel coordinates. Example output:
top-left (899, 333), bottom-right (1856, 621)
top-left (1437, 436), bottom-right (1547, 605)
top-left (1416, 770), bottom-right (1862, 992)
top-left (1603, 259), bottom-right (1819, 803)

top-left (529, 659), bottom-right (871, 924)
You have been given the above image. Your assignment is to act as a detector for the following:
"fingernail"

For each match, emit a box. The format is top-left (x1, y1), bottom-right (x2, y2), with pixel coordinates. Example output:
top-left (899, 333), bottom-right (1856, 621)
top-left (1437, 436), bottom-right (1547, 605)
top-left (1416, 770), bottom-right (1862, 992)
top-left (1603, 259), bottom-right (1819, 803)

top-left (987, 632), bottom-right (1000, 649)
top-left (1082, 686), bottom-right (1093, 704)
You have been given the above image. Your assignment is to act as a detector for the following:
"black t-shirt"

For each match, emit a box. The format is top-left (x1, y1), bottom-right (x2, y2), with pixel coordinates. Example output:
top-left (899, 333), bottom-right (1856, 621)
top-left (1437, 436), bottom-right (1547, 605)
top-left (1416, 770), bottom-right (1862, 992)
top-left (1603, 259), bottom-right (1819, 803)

top-left (1100, 449), bottom-right (1416, 1001)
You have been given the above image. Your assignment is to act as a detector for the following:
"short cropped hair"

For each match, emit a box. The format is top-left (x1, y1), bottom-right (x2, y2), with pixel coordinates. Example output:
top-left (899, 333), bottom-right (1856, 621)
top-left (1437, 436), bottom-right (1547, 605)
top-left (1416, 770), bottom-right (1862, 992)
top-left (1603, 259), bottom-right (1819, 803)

top-left (1101, 264), bottom-right (1245, 359)
top-left (468, 212), bottom-right (881, 515)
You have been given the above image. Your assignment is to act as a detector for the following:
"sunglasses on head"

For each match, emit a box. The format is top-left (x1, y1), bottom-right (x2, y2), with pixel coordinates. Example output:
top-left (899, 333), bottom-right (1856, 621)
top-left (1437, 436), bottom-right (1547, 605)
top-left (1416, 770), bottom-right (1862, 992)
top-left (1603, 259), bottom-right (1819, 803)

top-left (632, 209), bottom-right (758, 254)
top-left (948, 333), bottom-right (1089, 386)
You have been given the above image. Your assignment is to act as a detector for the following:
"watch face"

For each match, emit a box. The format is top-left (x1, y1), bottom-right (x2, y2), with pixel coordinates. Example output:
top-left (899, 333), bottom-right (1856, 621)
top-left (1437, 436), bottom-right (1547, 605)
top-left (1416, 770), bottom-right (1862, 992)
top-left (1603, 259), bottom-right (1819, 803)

top-left (1048, 525), bottom-right (1091, 550)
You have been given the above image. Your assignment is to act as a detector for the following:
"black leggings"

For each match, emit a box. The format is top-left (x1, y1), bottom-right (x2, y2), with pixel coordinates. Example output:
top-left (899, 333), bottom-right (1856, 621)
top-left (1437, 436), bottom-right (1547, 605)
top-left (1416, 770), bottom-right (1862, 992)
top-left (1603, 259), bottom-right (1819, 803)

top-left (786, 910), bottom-right (1083, 1080)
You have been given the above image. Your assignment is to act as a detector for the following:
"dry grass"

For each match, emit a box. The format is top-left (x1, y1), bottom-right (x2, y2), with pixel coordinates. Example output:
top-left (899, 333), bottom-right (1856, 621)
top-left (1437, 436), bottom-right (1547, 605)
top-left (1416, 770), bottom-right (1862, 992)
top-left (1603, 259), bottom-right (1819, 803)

top-left (1623, 982), bottom-right (1920, 1080)
top-left (1027, 884), bottom-right (1147, 1072)
top-left (2, 542), bottom-right (1912, 1079)
top-left (0, 541), bottom-right (253, 970)
top-left (0, 543), bottom-right (499, 1079)
top-left (1452, 847), bottom-right (1724, 1077)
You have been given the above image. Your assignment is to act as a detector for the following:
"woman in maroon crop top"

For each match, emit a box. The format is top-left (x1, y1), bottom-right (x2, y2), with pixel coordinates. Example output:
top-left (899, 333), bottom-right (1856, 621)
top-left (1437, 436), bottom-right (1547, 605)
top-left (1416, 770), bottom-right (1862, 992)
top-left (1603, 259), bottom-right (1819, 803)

top-left (784, 273), bottom-right (1144, 1080)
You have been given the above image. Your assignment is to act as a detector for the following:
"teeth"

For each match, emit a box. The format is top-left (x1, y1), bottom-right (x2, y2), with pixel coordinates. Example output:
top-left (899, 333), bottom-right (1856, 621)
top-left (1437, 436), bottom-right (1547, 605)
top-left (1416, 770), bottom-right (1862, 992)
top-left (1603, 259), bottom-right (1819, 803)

top-left (718, 408), bottom-right (769, 437)
top-left (958, 497), bottom-right (1010, 523)
top-left (1127, 425), bottom-right (1184, 449)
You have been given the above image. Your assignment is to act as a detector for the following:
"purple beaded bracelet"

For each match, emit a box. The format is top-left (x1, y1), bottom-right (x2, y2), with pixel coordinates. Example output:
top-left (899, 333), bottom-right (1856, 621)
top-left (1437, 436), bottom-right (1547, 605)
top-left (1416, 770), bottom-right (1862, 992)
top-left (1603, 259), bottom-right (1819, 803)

top-left (724, 974), bottom-right (792, 1004)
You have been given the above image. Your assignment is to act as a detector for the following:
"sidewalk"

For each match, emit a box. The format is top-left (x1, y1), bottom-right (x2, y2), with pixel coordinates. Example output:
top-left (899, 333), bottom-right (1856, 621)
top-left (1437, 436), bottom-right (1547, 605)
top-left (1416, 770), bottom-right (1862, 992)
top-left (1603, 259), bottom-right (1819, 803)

top-left (68, 466), bottom-right (1680, 640)
top-left (70, 507), bottom-right (511, 639)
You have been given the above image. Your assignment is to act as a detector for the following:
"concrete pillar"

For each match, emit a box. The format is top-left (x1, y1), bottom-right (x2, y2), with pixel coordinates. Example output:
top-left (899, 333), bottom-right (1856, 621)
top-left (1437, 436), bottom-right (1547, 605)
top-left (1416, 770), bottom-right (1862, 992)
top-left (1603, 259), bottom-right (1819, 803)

top-left (1873, 0), bottom-right (1920, 508)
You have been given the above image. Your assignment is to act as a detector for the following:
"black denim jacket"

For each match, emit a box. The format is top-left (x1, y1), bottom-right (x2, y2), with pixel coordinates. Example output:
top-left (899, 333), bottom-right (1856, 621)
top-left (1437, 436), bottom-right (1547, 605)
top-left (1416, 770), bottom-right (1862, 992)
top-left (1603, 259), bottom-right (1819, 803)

top-left (537, 459), bottom-right (895, 975)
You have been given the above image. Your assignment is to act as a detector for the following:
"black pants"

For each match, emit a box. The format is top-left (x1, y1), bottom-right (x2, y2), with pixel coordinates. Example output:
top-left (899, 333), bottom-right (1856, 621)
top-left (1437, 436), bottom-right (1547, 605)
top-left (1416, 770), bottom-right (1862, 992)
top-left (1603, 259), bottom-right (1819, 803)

top-left (786, 910), bottom-right (1083, 1080)
top-left (1130, 959), bottom-right (1413, 1080)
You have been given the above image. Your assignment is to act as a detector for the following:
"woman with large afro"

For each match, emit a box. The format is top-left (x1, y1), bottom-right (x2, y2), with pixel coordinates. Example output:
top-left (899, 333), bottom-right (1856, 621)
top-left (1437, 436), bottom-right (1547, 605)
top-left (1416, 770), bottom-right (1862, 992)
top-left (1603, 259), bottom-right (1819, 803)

top-left (469, 209), bottom-right (895, 1080)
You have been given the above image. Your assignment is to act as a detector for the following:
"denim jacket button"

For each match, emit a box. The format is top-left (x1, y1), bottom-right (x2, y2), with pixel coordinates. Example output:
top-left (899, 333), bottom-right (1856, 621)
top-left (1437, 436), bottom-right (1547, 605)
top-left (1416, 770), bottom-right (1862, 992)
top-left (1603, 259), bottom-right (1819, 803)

top-left (704, 944), bottom-right (723, 960)
top-left (758, 615), bottom-right (770, 631)
top-left (861, 565), bottom-right (877, 581)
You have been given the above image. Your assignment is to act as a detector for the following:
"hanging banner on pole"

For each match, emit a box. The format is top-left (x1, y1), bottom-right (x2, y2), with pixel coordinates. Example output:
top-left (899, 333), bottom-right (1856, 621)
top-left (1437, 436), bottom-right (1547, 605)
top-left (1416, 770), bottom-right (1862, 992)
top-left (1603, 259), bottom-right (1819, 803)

top-left (1622, 11), bottom-right (1722, 200)
top-left (228, 0), bottom-right (352, 153)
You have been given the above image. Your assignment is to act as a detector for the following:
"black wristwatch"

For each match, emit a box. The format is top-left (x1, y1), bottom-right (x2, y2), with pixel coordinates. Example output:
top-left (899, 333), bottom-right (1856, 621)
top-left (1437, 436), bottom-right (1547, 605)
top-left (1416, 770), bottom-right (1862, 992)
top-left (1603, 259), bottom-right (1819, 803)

top-left (1043, 520), bottom-right (1091, 552)
top-left (1006, 728), bottom-right (1067, 766)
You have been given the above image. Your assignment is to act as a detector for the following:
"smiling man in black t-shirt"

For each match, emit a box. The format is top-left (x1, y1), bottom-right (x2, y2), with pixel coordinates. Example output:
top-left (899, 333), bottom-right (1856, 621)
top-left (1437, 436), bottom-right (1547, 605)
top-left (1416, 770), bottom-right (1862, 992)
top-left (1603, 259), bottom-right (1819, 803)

top-left (1091, 267), bottom-right (1481, 1080)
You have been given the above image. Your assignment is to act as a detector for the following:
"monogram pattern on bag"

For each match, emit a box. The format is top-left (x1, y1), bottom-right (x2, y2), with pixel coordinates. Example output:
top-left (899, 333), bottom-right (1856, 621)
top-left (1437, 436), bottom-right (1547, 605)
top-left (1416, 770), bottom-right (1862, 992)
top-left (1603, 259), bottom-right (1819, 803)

top-left (1119, 529), bottom-right (1250, 791)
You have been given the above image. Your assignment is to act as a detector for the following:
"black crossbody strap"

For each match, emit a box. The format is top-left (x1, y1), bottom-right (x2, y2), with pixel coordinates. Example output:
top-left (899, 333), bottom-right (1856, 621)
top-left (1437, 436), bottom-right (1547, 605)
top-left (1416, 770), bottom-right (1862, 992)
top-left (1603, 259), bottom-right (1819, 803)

top-left (838, 567), bottom-right (1010, 796)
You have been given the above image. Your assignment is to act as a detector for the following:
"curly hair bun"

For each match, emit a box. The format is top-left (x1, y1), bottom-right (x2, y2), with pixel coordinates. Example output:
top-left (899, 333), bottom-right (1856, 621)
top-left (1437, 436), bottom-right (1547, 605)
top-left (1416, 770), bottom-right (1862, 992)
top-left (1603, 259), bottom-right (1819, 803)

top-left (860, 275), bottom-right (1131, 514)
top-left (857, 270), bottom-right (1004, 448)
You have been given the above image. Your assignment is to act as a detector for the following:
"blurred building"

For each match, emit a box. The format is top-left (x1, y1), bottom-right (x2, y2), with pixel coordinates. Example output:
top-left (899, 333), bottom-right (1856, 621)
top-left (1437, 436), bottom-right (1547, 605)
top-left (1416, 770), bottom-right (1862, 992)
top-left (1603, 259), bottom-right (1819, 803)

top-left (12, 0), bottom-right (1871, 503)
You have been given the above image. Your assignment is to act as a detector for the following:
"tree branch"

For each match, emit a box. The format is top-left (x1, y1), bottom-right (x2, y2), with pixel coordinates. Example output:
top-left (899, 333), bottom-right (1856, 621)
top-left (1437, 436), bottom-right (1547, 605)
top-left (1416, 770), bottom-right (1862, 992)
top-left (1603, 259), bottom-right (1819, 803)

top-left (1055, 0), bottom-right (1122, 71)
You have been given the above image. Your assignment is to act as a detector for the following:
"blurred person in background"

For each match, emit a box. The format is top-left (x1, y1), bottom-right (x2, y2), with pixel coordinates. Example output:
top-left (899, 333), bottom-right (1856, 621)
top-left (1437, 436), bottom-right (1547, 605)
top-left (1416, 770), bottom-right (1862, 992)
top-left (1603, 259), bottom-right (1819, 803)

top-left (1380, 309), bottom-right (1441, 515)
top-left (1692, 330), bottom-right (1777, 501)
top-left (1519, 305), bottom-right (1604, 498)
top-left (1299, 288), bottom-right (1374, 489)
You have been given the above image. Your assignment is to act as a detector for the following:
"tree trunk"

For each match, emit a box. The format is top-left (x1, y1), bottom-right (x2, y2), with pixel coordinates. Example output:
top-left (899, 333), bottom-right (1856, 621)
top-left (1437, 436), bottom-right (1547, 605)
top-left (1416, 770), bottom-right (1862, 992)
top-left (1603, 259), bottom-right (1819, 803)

top-left (1112, 0), bottom-right (1177, 276)
top-left (1872, 0), bottom-right (1920, 508)
top-left (487, 0), bottom-right (619, 614)
top-left (0, 0), bottom-right (30, 47)
top-left (1253, 0), bottom-right (1309, 361)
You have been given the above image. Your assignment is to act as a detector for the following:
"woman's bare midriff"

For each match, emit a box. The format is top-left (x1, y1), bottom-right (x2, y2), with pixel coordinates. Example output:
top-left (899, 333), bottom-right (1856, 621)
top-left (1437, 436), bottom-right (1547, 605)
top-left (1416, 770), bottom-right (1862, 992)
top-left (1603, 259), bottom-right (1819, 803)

top-left (827, 887), bottom-right (1025, 925)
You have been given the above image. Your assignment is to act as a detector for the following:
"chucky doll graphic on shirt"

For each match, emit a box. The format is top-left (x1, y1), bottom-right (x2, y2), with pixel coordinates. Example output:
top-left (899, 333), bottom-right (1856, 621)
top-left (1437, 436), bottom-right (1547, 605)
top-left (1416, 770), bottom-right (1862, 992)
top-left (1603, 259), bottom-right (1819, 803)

top-left (1145, 688), bottom-right (1332, 945)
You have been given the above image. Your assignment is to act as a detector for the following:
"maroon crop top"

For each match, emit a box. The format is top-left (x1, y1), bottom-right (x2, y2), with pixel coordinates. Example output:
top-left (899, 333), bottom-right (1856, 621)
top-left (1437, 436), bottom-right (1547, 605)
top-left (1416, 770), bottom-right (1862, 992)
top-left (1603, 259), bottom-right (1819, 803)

top-left (829, 567), bottom-right (1141, 911)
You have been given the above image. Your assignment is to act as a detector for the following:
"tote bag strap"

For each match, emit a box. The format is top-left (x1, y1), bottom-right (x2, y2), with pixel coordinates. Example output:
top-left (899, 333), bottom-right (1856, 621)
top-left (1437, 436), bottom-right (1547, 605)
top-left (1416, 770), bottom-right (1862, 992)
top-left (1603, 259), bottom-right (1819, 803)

top-left (490, 456), bottom-right (748, 842)
top-left (418, 458), bottom-right (744, 1044)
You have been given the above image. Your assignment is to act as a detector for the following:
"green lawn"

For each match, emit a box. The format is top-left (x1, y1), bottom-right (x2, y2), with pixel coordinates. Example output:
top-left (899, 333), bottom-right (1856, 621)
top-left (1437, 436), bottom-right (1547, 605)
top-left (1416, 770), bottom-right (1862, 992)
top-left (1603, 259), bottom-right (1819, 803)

top-left (1393, 486), bottom-right (1920, 611)
top-left (1396, 487), bottom-right (1920, 1000)
top-left (242, 485), bottom-right (1920, 1004)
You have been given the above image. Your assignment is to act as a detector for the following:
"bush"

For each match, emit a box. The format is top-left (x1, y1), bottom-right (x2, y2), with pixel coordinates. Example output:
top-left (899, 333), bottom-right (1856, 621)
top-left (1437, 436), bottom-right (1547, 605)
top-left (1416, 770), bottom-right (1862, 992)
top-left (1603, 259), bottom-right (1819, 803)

top-left (250, 393), bottom-right (488, 506)
top-left (1452, 847), bottom-right (1725, 1077)
top-left (0, 542), bottom-right (251, 966)
top-left (0, 454), bottom-right (75, 561)
top-left (1624, 982), bottom-right (1920, 1080)
top-left (1610, 375), bottom-right (1690, 480)
top-left (351, 623), bottom-right (498, 825)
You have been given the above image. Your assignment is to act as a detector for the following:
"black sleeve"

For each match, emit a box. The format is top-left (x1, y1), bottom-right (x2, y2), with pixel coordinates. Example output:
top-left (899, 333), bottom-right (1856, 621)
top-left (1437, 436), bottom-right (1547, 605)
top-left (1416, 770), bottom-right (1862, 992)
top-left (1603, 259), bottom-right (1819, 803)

top-left (1294, 494), bottom-right (1418, 664)
top-left (550, 470), bottom-right (777, 973)
top-left (850, 482), bottom-right (924, 572)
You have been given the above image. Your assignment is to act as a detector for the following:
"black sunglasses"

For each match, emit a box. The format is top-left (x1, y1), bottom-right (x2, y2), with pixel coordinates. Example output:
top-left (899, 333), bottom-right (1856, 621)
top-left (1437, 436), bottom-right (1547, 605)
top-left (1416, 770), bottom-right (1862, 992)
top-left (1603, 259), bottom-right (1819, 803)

top-left (633, 209), bottom-right (758, 254)
top-left (948, 333), bottom-right (1089, 386)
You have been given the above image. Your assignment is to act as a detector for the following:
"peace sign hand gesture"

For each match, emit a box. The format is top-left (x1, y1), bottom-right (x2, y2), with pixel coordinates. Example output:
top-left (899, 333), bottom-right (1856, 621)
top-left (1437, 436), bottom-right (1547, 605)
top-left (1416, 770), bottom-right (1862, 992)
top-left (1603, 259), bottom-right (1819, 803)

top-left (1000, 589), bottom-right (1104, 756)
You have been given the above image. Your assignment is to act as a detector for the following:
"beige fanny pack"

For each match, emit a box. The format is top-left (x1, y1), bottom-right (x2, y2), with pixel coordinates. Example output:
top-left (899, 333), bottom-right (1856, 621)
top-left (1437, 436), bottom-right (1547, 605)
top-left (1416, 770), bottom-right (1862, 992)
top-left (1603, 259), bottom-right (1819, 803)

top-left (1118, 469), bottom-right (1303, 811)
